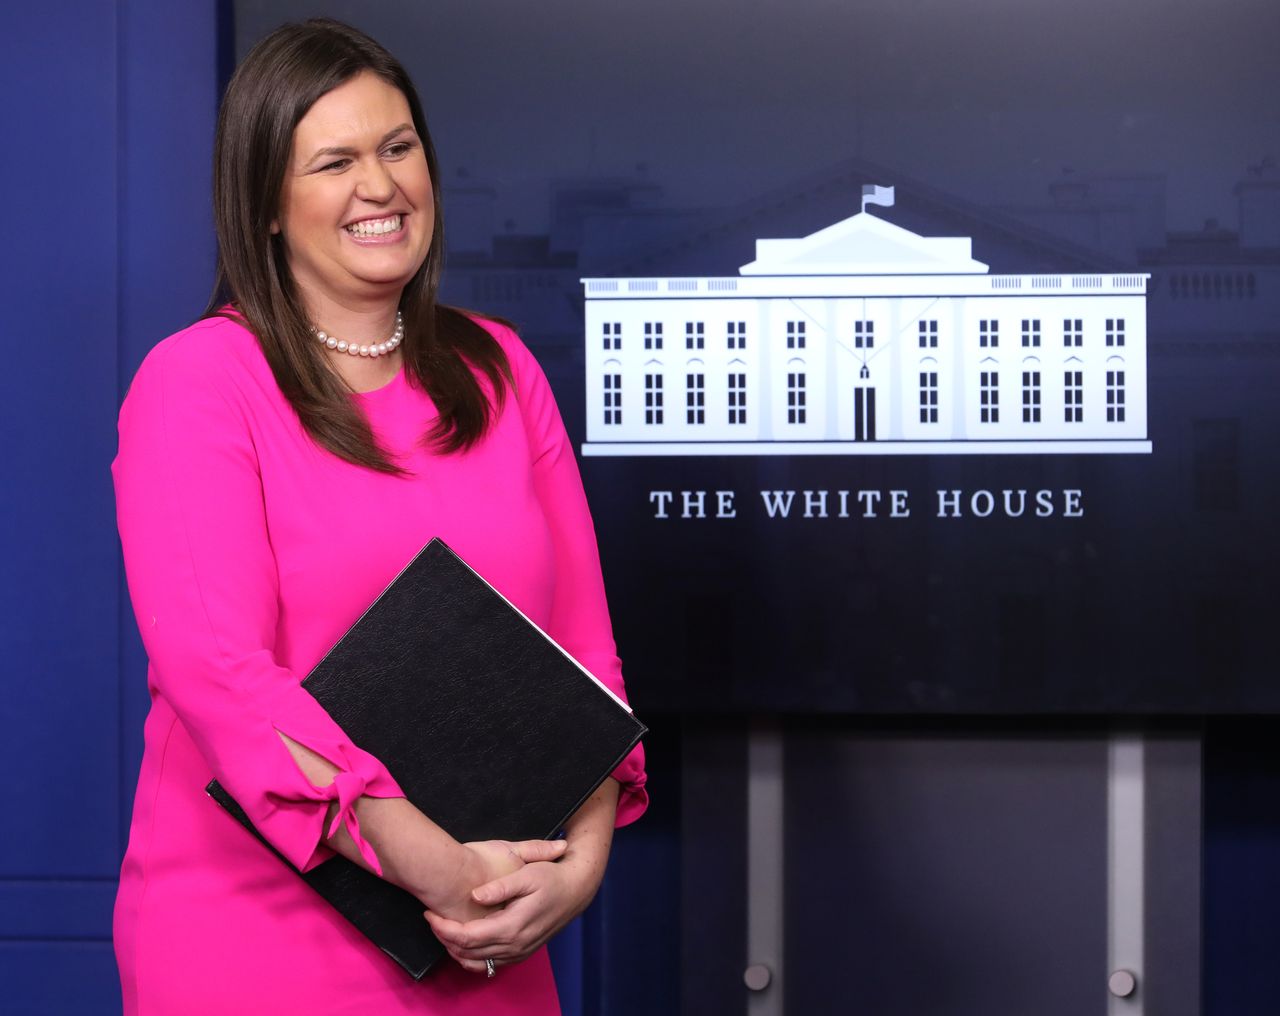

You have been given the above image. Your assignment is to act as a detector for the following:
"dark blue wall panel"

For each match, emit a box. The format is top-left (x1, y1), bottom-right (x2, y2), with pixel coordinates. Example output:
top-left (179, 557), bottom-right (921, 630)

top-left (0, 0), bottom-right (121, 880)
top-left (0, 2), bottom-right (218, 1012)
top-left (1, 943), bottom-right (121, 1016)
top-left (1204, 719), bottom-right (1280, 1016)
top-left (0, 882), bottom-right (117, 940)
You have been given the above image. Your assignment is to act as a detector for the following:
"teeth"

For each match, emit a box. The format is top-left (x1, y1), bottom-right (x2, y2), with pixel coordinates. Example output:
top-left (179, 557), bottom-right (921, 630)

top-left (346, 214), bottom-right (402, 236)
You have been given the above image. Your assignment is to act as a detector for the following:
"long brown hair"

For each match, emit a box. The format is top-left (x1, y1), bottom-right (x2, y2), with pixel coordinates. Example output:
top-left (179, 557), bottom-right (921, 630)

top-left (204, 18), bottom-right (510, 473)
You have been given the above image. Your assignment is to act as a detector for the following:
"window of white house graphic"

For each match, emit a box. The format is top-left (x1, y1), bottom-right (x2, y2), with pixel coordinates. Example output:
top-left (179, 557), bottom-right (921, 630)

top-left (645, 371), bottom-right (664, 424)
top-left (981, 320), bottom-right (999, 348)
top-left (919, 320), bottom-right (938, 348)
top-left (1022, 319), bottom-right (1041, 348)
top-left (1107, 367), bottom-right (1126, 422)
top-left (1065, 369), bottom-right (1084, 422)
top-left (727, 321), bottom-right (747, 350)
top-left (787, 369), bottom-right (807, 424)
top-left (603, 322), bottom-right (621, 350)
top-left (603, 370), bottom-right (622, 425)
top-left (787, 321), bottom-right (806, 349)
top-left (1064, 319), bottom-right (1083, 347)
top-left (855, 320), bottom-right (875, 349)
top-left (980, 370), bottom-right (999, 422)
top-left (644, 322), bottom-right (663, 350)
top-left (686, 369), bottom-right (706, 424)
top-left (920, 366), bottom-right (939, 423)
top-left (728, 371), bottom-right (747, 424)
top-left (1107, 319), bottom-right (1126, 347)
top-left (686, 322), bottom-right (705, 350)
top-left (1022, 367), bottom-right (1042, 423)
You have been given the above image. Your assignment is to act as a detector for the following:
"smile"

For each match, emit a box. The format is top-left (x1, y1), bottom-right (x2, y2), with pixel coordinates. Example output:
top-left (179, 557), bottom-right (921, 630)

top-left (344, 214), bottom-right (403, 237)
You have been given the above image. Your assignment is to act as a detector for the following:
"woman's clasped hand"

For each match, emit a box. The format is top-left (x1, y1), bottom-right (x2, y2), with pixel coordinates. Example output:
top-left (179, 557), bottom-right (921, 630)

top-left (428, 780), bottom-right (620, 976)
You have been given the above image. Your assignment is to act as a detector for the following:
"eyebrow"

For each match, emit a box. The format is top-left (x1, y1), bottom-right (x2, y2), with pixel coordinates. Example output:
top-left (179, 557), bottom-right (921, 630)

top-left (304, 123), bottom-right (416, 165)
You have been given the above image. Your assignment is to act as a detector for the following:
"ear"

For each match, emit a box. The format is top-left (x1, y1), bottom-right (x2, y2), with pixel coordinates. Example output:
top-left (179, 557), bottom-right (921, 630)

top-left (269, 219), bottom-right (281, 235)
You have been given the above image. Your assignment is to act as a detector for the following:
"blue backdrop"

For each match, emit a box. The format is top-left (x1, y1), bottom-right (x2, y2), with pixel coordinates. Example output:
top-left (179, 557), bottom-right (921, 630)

top-left (1, 2), bottom-right (216, 1011)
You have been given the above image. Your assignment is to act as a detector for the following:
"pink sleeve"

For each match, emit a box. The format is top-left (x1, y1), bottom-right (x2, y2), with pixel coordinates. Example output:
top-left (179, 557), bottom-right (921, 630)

top-left (503, 327), bottom-right (649, 828)
top-left (112, 333), bottom-right (404, 874)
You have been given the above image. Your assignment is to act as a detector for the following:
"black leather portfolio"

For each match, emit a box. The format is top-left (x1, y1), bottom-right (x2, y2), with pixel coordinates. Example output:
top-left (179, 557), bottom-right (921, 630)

top-left (207, 537), bottom-right (646, 979)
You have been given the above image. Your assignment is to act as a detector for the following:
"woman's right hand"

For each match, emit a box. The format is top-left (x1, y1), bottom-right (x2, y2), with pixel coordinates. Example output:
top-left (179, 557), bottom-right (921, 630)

top-left (426, 838), bottom-right (567, 923)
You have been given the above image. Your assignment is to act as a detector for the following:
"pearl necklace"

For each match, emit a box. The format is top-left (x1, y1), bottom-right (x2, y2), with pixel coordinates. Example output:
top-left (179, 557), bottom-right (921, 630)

top-left (313, 311), bottom-right (404, 358)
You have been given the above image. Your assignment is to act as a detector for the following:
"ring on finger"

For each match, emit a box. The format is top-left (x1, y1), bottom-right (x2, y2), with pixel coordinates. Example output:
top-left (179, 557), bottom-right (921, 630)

top-left (485, 958), bottom-right (496, 979)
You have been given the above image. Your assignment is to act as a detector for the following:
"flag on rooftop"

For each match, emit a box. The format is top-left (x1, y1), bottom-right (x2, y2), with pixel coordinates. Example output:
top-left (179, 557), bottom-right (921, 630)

top-left (861, 184), bottom-right (895, 213)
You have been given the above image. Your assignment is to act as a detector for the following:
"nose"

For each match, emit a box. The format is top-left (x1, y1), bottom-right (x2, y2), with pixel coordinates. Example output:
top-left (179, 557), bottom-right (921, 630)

top-left (354, 156), bottom-right (396, 204)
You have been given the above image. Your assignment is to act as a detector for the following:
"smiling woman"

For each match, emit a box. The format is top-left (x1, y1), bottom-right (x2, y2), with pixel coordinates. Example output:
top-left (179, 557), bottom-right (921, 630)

top-left (110, 17), bottom-right (646, 1016)
top-left (273, 74), bottom-right (434, 385)
top-left (205, 18), bottom-right (515, 466)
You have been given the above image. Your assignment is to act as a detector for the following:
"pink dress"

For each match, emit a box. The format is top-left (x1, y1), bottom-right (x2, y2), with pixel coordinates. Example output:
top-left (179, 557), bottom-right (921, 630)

top-left (111, 313), bottom-right (648, 1015)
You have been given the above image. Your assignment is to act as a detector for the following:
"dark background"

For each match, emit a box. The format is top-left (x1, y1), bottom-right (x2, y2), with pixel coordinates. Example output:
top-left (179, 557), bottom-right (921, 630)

top-left (238, 0), bottom-right (1280, 715)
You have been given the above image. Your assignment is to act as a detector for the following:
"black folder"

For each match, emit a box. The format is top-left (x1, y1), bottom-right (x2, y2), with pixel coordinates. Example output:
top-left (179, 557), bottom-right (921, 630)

top-left (207, 537), bottom-right (646, 979)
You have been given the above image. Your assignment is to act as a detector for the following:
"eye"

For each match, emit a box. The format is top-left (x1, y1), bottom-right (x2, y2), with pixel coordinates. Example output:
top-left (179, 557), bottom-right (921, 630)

top-left (317, 158), bottom-right (350, 173)
top-left (384, 141), bottom-right (416, 159)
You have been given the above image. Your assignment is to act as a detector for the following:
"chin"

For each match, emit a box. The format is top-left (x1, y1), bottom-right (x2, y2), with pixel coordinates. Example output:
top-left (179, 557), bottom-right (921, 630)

top-left (349, 260), bottom-right (426, 290)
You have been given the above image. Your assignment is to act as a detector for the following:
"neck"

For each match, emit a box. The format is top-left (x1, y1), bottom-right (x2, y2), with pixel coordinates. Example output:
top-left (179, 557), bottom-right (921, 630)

top-left (298, 286), bottom-right (402, 346)
top-left (298, 287), bottom-right (406, 394)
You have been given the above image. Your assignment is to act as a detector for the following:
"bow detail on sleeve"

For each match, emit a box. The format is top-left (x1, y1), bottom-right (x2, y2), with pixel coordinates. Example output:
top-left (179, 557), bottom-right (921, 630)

top-left (320, 769), bottom-right (382, 876)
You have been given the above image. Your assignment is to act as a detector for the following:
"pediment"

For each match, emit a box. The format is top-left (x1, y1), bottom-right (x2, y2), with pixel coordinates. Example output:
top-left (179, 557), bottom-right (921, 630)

top-left (740, 211), bottom-right (989, 276)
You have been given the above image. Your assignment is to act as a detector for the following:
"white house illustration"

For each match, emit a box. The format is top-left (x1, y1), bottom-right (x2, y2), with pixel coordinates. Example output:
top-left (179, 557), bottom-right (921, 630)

top-left (580, 199), bottom-right (1151, 456)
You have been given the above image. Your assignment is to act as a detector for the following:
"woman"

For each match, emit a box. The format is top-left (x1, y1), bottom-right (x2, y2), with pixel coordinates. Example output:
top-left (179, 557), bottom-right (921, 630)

top-left (112, 18), bottom-right (646, 1015)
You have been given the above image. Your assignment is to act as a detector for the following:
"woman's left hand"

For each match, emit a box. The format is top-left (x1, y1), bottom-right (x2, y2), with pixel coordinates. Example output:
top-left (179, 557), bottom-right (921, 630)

top-left (423, 778), bottom-right (620, 975)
